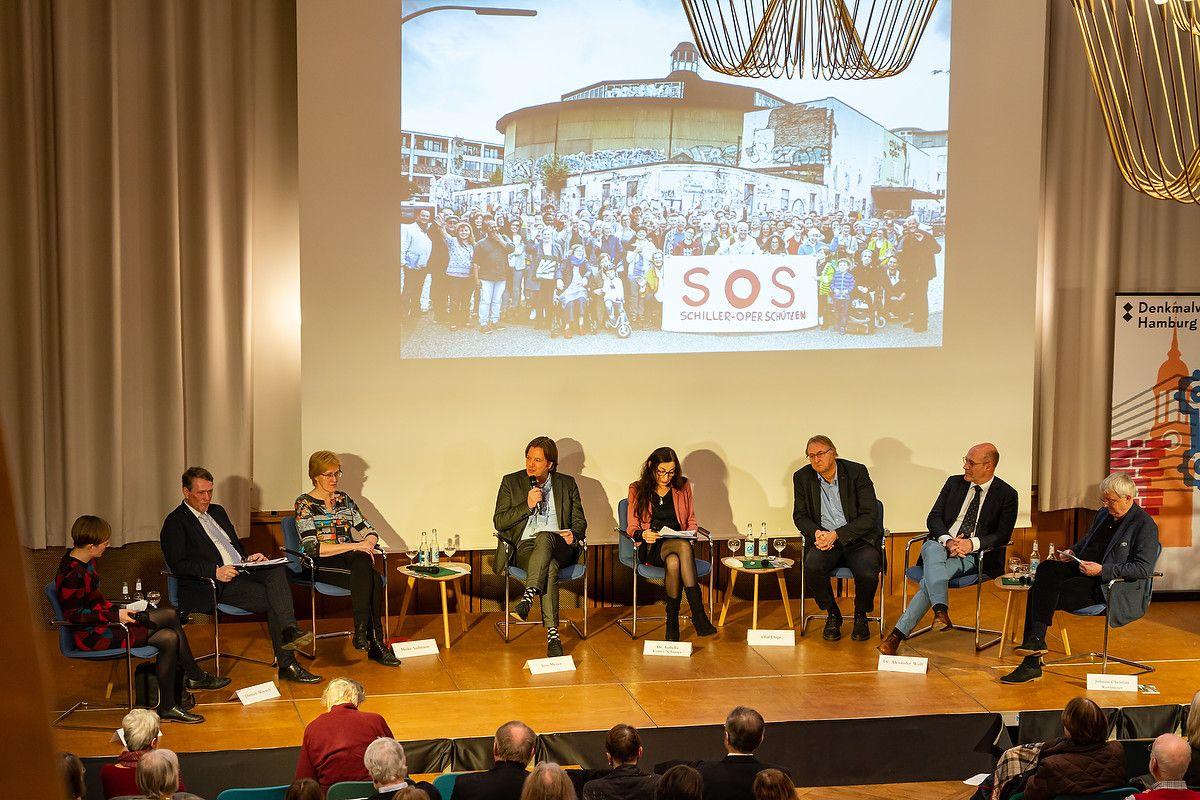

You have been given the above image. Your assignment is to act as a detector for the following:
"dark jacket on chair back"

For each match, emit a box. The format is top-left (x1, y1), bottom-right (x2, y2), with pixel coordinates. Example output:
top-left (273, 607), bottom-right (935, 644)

top-left (449, 760), bottom-right (529, 800)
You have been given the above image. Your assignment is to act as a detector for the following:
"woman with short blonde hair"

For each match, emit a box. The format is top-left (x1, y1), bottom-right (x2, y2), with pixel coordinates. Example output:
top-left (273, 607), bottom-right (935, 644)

top-left (520, 763), bottom-right (576, 800)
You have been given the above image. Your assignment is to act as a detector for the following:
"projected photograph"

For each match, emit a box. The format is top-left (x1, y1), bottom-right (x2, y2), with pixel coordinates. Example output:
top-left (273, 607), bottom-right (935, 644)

top-left (400, 1), bottom-right (950, 359)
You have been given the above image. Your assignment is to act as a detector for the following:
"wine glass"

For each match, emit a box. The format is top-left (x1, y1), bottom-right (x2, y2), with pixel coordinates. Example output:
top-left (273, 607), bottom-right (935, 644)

top-left (443, 536), bottom-right (458, 561)
top-left (727, 538), bottom-right (742, 562)
top-left (772, 538), bottom-right (786, 562)
top-left (146, 590), bottom-right (162, 609)
top-left (1008, 555), bottom-right (1021, 576)
top-left (405, 541), bottom-right (419, 564)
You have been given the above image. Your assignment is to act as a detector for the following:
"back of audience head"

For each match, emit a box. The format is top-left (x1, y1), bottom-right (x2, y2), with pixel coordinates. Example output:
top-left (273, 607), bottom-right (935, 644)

top-left (655, 765), bottom-right (703, 800)
top-left (606, 723), bottom-right (642, 766)
top-left (122, 708), bottom-right (162, 753)
top-left (323, 676), bottom-right (365, 710)
top-left (495, 720), bottom-right (537, 764)
top-left (137, 748), bottom-right (181, 800)
top-left (394, 789), bottom-right (430, 800)
top-left (364, 737), bottom-right (408, 787)
top-left (58, 752), bottom-right (85, 800)
top-left (520, 762), bottom-right (576, 800)
top-left (1150, 733), bottom-right (1192, 783)
top-left (1188, 689), bottom-right (1200, 749)
top-left (725, 705), bottom-right (766, 754)
top-left (284, 777), bottom-right (323, 800)
top-left (752, 768), bottom-right (796, 800)
top-left (1061, 697), bottom-right (1108, 746)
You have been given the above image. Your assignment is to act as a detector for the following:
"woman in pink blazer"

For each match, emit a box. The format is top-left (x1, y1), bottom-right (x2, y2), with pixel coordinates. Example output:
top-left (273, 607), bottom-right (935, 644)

top-left (627, 447), bottom-right (717, 641)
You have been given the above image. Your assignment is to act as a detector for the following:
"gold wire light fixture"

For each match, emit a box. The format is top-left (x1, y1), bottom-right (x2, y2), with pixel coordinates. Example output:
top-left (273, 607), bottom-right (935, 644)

top-left (1071, 0), bottom-right (1200, 203)
top-left (679, 0), bottom-right (939, 80)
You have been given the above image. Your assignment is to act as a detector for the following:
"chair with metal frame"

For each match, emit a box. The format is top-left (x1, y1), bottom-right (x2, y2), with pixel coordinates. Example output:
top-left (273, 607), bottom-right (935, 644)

top-left (492, 533), bottom-right (588, 642)
top-left (799, 499), bottom-right (888, 637)
top-left (44, 581), bottom-right (159, 726)
top-left (280, 515), bottom-right (390, 658)
top-left (902, 532), bottom-right (1006, 651)
top-left (614, 498), bottom-right (715, 639)
top-left (1043, 552), bottom-right (1163, 676)
top-left (161, 571), bottom-right (275, 676)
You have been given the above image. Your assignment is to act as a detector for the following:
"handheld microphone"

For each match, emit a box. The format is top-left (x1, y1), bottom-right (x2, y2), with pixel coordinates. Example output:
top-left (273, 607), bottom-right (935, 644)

top-left (529, 475), bottom-right (546, 515)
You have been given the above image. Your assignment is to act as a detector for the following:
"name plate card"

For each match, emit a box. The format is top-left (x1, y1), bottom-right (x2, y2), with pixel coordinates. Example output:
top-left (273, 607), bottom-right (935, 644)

top-left (236, 681), bottom-right (281, 706)
top-left (524, 655), bottom-right (576, 675)
top-left (747, 629), bottom-right (796, 647)
top-left (1087, 673), bottom-right (1138, 692)
top-left (643, 640), bottom-right (693, 657)
top-left (877, 654), bottom-right (928, 674)
top-left (391, 639), bottom-right (438, 659)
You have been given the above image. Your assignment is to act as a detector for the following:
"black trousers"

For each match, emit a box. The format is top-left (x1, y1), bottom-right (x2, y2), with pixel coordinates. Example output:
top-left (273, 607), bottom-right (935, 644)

top-left (316, 551), bottom-right (383, 628)
top-left (1023, 559), bottom-right (1104, 638)
top-left (217, 565), bottom-right (299, 664)
top-left (804, 538), bottom-right (881, 615)
top-left (402, 267), bottom-right (427, 316)
top-left (908, 276), bottom-right (931, 330)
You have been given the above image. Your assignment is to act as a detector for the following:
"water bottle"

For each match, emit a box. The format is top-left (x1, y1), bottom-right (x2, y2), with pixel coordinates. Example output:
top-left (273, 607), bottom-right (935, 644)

top-left (744, 524), bottom-right (754, 558)
top-left (134, 578), bottom-right (144, 601)
top-left (419, 531), bottom-right (428, 565)
top-left (431, 532), bottom-right (440, 566)
top-left (757, 525), bottom-right (768, 557)
top-left (1029, 539), bottom-right (1040, 575)
top-left (121, 581), bottom-right (130, 600)
top-left (1047, 543), bottom-right (1056, 562)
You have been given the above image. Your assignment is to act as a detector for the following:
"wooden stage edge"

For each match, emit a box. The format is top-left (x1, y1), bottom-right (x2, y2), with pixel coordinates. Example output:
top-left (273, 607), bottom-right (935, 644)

top-left (49, 591), bottom-right (1200, 759)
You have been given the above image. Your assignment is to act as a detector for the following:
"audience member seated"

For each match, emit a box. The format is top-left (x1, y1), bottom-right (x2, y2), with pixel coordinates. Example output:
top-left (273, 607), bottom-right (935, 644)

top-left (521, 763), bottom-right (576, 800)
top-left (980, 697), bottom-right (1125, 800)
top-left (284, 778), bottom-right (323, 800)
top-left (751, 770), bottom-right (796, 800)
top-left (1187, 689), bottom-right (1200, 786)
top-left (296, 678), bottom-right (393, 790)
top-left (102, 710), bottom-right (191, 799)
top-left (451, 720), bottom-right (537, 800)
top-left (656, 707), bottom-right (787, 800)
top-left (364, 737), bottom-right (442, 800)
top-left (582, 724), bottom-right (657, 800)
top-left (59, 752), bottom-right (85, 800)
top-left (653, 766), bottom-right (702, 800)
top-left (118, 748), bottom-right (204, 800)
top-left (1130, 734), bottom-right (1200, 799)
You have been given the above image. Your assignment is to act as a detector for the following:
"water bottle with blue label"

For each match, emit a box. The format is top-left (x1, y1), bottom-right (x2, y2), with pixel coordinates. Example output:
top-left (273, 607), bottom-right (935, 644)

top-left (1029, 539), bottom-right (1040, 575)
top-left (757, 523), bottom-right (769, 557)
top-left (744, 524), bottom-right (754, 558)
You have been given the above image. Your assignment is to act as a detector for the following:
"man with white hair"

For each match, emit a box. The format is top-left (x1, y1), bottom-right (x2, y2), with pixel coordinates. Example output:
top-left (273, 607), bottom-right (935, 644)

top-left (1129, 733), bottom-right (1200, 798)
top-left (1002, 471), bottom-right (1160, 684)
top-left (297, 677), bottom-right (393, 789)
top-left (135, 748), bottom-right (202, 800)
top-left (720, 222), bottom-right (761, 256)
top-left (364, 738), bottom-right (442, 800)
top-left (896, 215), bottom-right (941, 333)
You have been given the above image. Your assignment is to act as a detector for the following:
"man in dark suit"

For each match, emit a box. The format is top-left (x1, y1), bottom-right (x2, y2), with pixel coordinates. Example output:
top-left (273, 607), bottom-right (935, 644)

top-left (897, 215), bottom-right (941, 333)
top-left (1002, 471), bottom-right (1159, 684)
top-left (655, 707), bottom-right (786, 800)
top-left (792, 435), bottom-right (880, 641)
top-left (494, 436), bottom-right (587, 658)
top-left (160, 466), bottom-right (321, 684)
top-left (581, 724), bottom-right (656, 800)
top-left (879, 442), bottom-right (1019, 655)
top-left (450, 721), bottom-right (535, 800)
top-left (364, 738), bottom-right (442, 800)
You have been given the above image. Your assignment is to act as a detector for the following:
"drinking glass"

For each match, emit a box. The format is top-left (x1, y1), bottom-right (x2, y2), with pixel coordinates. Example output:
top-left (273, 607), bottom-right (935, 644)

top-left (405, 542), bottom-right (419, 563)
top-left (1008, 556), bottom-right (1021, 576)
top-left (443, 537), bottom-right (458, 560)
top-left (773, 538), bottom-right (786, 560)
top-left (146, 590), bottom-right (162, 609)
top-left (727, 538), bottom-right (742, 559)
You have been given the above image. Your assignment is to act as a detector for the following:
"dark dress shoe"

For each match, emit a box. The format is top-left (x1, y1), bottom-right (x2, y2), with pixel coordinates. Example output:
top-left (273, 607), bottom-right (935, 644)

top-left (877, 629), bottom-right (904, 656)
top-left (352, 622), bottom-right (371, 651)
top-left (159, 705), bottom-right (205, 724)
top-left (933, 608), bottom-right (954, 631)
top-left (1014, 638), bottom-right (1049, 657)
top-left (851, 614), bottom-right (871, 641)
top-left (822, 610), bottom-right (843, 641)
top-left (513, 597), bottom-right (532, 621)
top-left (185, 672), bottom-right (231, 691)
top-left (368, 640), bottom-right (401, 667)
top-left (547, 638), bottom-right (564, 658)
top-left (279, 660), bottom-right (322, 684)
top-left (1000, 658), bottom-right (1043, 684)
top-left (281, 626), bottom-right (314, 651)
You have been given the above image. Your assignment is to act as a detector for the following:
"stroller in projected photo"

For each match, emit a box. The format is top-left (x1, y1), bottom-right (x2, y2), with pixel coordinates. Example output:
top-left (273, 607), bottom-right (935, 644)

top-left (846, 284), bottom-right (885, 335)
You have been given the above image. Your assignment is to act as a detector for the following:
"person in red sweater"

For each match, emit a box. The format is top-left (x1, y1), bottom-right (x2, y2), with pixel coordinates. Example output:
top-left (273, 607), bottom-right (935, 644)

top-left (296, 677), bottom-right (393, 789)
top-left (1132, 734), bottom-right (1200, 800)
top-left (101, 709), bottom-right (189, 799)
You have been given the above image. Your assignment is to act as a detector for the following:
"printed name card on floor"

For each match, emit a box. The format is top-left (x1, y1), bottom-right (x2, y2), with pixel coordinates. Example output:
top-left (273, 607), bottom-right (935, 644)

top-left (524, 655), bottom-right (576, 675)
top-left (391, 639), bottom-right (439, 659)
top-left (643, 640), bottom-right (693, 657)
top-left (747, 629), bottom-right (796, 647)
top-left (877, 654), bottom-right (928, 674)
top-left (236, 681), bottom-right (282, 706)
top-left (1086, 673), bottom-right (1138, 692)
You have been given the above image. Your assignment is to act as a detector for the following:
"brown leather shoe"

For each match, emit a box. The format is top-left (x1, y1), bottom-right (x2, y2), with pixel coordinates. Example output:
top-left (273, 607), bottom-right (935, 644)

top-left (877, 628), bottom-right (904, 656)
top-left (933, 608), bottom-right (953, 631)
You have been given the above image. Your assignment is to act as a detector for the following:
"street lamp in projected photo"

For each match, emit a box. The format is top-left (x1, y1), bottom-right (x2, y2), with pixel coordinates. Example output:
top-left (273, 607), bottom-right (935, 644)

top-left (401, 5), bottom-right (537, 25)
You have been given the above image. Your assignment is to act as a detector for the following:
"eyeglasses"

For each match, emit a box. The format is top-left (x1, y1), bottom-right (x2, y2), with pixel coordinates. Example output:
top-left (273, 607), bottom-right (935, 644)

top-left (962, 458), bottom-right (989, 468)
top-left (806, 448), bottom-right (832, 460)
top-left (655, 468), bottom-right (677, 478)
top-left (319, 471), bottom-right (343, 479)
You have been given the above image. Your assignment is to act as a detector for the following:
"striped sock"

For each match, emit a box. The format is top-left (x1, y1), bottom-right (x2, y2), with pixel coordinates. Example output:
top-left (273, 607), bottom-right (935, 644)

top-left (546, 627), bottom-right (560, 641)
top-left (521, 586), bottom-right (540, 603)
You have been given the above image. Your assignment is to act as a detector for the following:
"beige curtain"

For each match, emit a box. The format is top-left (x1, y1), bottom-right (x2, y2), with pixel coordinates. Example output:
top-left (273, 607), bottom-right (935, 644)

top-left (1037, 0), bottom-right (1200, 512)
top-left (0, 0), bottom-right (296, 547)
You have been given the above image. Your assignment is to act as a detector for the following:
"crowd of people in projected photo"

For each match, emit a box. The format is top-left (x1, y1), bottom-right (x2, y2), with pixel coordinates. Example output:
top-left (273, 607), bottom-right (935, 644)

top-left (55, 693), bottom-right (1200, 800)
top-left (399, 201), bottom-right (944, 339)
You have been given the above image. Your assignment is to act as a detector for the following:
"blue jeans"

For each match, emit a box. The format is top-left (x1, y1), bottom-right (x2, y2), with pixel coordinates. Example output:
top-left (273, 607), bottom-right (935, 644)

top-left (896, 539), bottom-right (977, 635)
top-left (478, 279), bottom-right (505, 326)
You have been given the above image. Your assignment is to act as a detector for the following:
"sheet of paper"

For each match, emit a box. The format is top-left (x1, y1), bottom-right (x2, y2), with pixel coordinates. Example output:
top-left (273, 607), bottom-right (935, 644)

top-left (391, 639), bottom-right (438, 658)
top-left (236, 681), bottom-right (282, 705)
top-left (1087, 673), bottom-right (1137, 692)
top-left (524, 655), bottom-right (576, 674)
top-left (658, 528), bottom-right (697, 539)
top-left (747, 629), bottom-right (796, 647)
top-left (878, 654), bottom-right (928, 674)
top-left (238, 557), bottom-right (290, 569)
top-left (125, 599), bottom-right (149, 612)
top-left (643, 640), bottom-right (693, 657)
top-left (963, 774), bottom-right (989, 786)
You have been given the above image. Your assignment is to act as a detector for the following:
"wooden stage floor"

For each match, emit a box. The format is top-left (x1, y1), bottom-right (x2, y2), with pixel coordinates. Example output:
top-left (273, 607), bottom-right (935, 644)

top-left (48, 587), bottom-right (1200, 762)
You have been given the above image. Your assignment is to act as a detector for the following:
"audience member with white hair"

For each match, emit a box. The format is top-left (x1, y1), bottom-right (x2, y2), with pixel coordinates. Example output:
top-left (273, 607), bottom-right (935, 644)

top-left (296, 677), bottom-right (394, 790)
top-left (1128, 733), bottom-right (1200, 799)
top-left (128, 749), bottom-right (203, 800)
top-left (102, 709), bottom-right (191, 799)
top-left (1133, 692), bottom-right (1200, 791)
top-left (363, 738), bottom-right (442, 800)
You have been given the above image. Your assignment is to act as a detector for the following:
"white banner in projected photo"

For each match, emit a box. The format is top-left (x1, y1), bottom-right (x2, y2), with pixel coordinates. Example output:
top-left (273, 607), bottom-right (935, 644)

top-left (399, 0), bottom-right (950, 360)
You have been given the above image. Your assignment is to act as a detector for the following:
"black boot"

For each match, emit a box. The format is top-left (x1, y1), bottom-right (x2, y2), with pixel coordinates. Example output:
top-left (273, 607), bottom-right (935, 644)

top-left (664, 595), bottom-right (681, 642)
top-left (1000, 656), bottom-right (1043, 684)
top-left (684, 586), bottom-right (717, 636)
top-left (367, 627), bottom-right (400, 667)
top-left (822, 605), bottom-right (843, 641)
top-left (352, 621), bottom-right (371, 651)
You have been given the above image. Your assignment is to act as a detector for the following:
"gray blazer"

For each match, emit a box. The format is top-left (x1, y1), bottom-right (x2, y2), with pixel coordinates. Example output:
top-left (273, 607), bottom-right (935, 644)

top-left (1075, 502), bottom-right (1160, 628)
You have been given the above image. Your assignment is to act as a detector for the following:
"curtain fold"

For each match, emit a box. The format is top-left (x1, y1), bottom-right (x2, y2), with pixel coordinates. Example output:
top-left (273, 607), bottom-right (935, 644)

top-left (1036, 0), bottom-right (1200, 512)
top-left (0, 0), bottom-right (290, 546)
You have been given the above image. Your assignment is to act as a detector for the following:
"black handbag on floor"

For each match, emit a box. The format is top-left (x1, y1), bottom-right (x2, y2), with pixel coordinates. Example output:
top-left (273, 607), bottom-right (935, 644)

top-left (133, 663), bottom-right (193, 710)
